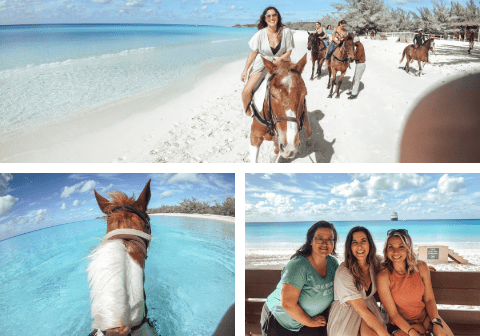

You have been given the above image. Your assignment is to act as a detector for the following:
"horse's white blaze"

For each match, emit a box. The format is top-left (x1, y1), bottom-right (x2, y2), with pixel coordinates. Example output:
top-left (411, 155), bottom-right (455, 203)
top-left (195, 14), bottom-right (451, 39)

top-left (285, 109), bottom-right (298, 146)
top-left (249, 145), bottom-right (259, 163)
top-left (88, 240), bottom-right (145, 331)
top-left (281, 74), bottom-right (293, 94)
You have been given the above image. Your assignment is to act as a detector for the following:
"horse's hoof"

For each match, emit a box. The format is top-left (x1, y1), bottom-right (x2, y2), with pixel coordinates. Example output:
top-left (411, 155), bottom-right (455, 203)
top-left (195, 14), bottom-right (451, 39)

top-left (327, 95), bottom-right (332, 99)
top-left (335, 96), bottom-right (340, 99)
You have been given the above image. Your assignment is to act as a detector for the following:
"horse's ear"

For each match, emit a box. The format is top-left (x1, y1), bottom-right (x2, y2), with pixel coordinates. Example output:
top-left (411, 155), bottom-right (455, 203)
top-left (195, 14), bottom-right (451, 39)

top-left (94, 190), bottom-right (111, 214)
top-left (294, 53), bottom-right (308, 74)
top-left (262, 57), bottom-right (277, 75)
top-left (134, 179), bottom-right (151, 212)
top-left (308, 32), bottom-right (312, 36)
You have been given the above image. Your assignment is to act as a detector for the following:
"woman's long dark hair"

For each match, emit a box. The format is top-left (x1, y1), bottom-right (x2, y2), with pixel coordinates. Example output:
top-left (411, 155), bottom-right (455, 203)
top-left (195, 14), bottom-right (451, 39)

top-left (291, 221), bottom-right (338, 259)
top-left (344, 226), bottom-right (381, 290)
top-left (257, 6), bottom-right (283, 30)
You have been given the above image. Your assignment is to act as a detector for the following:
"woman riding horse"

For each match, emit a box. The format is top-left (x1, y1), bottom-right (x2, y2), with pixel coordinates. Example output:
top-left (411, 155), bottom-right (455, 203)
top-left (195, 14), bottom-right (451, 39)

top-left (314, 22), bottom-right (329, 48)
top-left (241, 6), bottom-right (294, 117)
top-left (326, 20), bottom-right (348, 61)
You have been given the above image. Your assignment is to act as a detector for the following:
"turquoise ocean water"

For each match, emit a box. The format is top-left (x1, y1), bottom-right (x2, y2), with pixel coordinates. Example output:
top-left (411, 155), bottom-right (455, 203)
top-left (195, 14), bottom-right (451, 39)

top-left (0, 24), bottom-right (254, 140)
top-left (246, 219), bottom-right (480, 251)
top-left (0, 216), bottom-right (234, 335)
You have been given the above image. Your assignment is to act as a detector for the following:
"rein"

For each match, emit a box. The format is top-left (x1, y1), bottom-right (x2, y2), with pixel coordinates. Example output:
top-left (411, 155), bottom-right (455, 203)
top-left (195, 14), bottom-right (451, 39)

top-left (249, 69), bottom-right (306, 137)
top-left (333, 41), bottom-right (350, 63)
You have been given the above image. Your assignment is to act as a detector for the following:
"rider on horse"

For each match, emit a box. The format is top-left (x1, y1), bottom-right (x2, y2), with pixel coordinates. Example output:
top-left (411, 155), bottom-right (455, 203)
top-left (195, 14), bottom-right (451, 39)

top-left (413, 29), bottom-right (426, 49)
top-left (326, 20), bottom-right (348, 61)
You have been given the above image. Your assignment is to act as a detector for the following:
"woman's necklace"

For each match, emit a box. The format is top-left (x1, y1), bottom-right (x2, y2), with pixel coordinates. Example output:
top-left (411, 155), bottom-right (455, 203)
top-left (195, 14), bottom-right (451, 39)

top-left (394, 268), bottom-right (407, 276)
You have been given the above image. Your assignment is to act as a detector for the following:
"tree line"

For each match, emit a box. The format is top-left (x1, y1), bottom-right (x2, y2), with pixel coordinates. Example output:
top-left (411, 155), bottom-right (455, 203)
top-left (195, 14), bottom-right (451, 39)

top-left (148, 197), bottom-right (235, 217)
top-left (237, 0), bottom-right (479, 36)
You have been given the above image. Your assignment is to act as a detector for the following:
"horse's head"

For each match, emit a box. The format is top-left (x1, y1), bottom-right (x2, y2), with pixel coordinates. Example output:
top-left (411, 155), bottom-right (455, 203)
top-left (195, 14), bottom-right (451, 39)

top-left (344, 33), bottom-right (356, 62)
top-left (307, 32), bottom-right (313, 50)
top-left (261, 54), bottom-right (311, 159)
top-left (94, 179), bottom-right (152, 235)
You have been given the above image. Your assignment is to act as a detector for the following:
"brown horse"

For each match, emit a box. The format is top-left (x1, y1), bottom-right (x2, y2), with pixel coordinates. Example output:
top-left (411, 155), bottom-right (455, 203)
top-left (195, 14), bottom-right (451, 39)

top-left (249, 54), bottom-right (312, 163)
top-left (307, 32), bottom-right (327, 80)
top-left (400, 38), bottom-right (433, 76)
top-left (326, 33), bottom-right (355, 99)
top-left (370, 30), bottom-right (376, 39)
top-left (88, 180), bottom-right (157, 336)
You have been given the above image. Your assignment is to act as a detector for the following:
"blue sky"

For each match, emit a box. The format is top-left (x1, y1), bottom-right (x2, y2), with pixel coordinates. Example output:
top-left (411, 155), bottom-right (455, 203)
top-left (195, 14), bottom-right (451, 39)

top-left (245, 173), bottom-right (480, 222)
top-left (0, 173), bottom-right (234, 241)
top-left (0, 0), bottom-right (471, 26)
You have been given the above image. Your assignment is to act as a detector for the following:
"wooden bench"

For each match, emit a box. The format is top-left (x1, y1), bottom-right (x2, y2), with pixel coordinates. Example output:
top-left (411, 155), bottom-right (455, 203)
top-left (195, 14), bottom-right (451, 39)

top-left (245, 269), bottom-right (480, 336)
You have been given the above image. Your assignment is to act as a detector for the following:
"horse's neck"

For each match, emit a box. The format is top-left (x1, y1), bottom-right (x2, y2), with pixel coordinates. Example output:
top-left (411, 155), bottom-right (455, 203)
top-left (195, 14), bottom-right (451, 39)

top-left (88, 240), bottom-right (145, 330)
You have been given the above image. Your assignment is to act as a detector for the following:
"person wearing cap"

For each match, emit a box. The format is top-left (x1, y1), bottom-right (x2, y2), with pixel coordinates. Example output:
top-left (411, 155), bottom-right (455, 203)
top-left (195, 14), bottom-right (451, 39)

top-left (347, 40), bottom-right (366, 100)
top-left (413, 29), bottom-right (426, 50)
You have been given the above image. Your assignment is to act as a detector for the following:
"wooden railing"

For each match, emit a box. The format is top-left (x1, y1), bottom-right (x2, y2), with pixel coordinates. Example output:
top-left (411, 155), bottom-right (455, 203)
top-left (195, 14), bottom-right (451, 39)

top-left (245, 269), bottom-right (480, 336)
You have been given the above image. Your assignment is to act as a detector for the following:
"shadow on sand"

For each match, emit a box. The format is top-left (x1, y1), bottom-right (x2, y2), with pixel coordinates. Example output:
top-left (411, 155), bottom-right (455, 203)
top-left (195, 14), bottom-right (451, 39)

top-left (279, 109), bottom-right (335, 163)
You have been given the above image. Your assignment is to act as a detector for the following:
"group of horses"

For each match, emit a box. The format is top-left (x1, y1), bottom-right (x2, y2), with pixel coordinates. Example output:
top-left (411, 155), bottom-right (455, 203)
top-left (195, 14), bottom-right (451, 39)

top-left (247, 31), bottom-right (436, 163)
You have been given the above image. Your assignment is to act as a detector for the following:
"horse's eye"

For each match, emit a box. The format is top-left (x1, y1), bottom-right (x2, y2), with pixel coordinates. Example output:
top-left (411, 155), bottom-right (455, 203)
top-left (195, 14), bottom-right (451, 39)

top-left (271, 94), bottom-right (276, 99)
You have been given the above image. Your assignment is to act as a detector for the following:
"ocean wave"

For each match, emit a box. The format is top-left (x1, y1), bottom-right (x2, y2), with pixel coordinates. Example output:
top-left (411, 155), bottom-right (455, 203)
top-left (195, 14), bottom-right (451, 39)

top-left (3, 47), bottom-right (157, 73)
top-left (211, 38), bottom-right (245, 43)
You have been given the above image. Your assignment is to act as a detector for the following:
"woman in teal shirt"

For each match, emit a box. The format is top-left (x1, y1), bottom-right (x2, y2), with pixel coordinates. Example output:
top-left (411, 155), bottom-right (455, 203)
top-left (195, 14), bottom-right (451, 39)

top-left (260, 221), bottom-right (339, 336)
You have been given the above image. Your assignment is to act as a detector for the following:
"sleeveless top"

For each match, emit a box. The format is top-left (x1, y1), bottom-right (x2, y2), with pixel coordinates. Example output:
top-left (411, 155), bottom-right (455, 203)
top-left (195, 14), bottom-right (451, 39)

top-left (389, 270), bottom-right (427, 324)
top-left (316, 30), bottom-right (326, 37)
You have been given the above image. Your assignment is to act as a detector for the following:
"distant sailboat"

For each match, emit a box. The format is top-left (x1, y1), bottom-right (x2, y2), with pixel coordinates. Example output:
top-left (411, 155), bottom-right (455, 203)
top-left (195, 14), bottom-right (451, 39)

top-left (391, 211), bottom-right (398, 221)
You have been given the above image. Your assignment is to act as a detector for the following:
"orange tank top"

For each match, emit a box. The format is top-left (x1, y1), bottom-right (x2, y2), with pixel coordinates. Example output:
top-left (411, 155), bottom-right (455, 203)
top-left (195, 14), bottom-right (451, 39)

top-left (389, 270), bottom-right (427, 324)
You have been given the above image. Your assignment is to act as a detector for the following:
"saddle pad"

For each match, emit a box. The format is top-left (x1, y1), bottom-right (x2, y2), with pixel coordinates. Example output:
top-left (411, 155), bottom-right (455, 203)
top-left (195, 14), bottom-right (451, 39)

top-left (252, 73), bottom-right (268, 114)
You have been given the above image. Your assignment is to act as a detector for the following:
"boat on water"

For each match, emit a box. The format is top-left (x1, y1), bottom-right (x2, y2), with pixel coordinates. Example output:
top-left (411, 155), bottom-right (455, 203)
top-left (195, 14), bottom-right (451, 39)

top-left (391, 211), bottom-right (398, 221)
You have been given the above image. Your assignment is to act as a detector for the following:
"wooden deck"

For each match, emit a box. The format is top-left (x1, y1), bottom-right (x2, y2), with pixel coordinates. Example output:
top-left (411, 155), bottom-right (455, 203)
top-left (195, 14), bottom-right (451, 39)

top-left (245, 269), bottom-right (480, 336)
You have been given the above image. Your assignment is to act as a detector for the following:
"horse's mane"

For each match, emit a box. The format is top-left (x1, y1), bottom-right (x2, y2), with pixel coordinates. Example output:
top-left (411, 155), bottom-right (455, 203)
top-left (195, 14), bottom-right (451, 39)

top-left (346, 33), bottom-right (354, 41)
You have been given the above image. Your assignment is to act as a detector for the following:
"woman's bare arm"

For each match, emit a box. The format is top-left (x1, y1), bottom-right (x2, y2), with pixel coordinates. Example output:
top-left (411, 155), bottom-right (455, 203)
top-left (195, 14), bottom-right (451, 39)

top-left (348, 298), bottom-right (390, 336)
top-left (241, 50), bottom-right (258, 82)
top-left (281, 283), bottom-right (327, 328)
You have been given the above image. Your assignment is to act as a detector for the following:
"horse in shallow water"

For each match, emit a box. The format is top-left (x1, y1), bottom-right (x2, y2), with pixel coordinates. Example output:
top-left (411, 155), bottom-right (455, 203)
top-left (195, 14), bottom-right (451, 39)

top-left (248, 54), bottom-right (312, 163)
top-left (88, 180), bottom-right (157, 336)
top-left (326, 33), bottom-right (355, 99)
top-left (400, 38), bottom-right (433, 77)
top-left (307, 32), bottom-right (327, 80)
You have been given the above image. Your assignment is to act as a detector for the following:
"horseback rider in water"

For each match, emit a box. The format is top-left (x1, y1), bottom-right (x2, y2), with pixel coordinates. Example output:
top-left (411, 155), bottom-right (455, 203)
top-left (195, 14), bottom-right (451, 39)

top-left (413, 29), bottom-right (426, 50)
top-left (326, 20), bottom-right (348, 61)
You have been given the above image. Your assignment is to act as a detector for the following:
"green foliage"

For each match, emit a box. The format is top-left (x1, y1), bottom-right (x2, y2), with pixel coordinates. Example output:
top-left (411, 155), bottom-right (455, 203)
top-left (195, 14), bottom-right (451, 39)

top-left (149, 196), bottom-right (235, 217)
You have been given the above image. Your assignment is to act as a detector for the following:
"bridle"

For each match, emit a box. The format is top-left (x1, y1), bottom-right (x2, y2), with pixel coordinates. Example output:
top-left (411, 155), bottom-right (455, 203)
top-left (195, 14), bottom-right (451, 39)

top-left (103, 204), bottom-right (152, 258)
top-left (333, 40), bottom-right (351, 63)
top-left (249, 69), bottom-right (307, 137)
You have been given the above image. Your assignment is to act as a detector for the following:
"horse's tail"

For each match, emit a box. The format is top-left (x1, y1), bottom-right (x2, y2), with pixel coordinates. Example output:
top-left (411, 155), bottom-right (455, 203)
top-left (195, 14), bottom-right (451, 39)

top-left (400, 48), bottom-right (406, 63)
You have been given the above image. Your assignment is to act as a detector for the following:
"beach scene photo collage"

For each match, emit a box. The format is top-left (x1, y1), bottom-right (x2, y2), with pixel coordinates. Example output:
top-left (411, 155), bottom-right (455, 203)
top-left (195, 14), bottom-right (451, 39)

top-left (1, 0), bottom-right (480, 335)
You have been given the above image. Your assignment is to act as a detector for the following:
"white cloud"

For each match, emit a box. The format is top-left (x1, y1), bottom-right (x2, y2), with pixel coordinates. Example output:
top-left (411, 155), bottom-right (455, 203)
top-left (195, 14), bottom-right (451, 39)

top-left (73, 200), bottom-right (80, 206)
top-left (0, 195), bottom-right (18, 215)
top-left (125, 0), bottom-right (143, 7)
top-left (79, 180), bottom-right (97, 193)
top-left (92, 0), bottom-right (112, 3)
top-left (34, 209), bottom-right (47, 223)
top-left (261, 174), bottom-right (271, 180)
top-left (331, 179), bottom-right (368, 198)
top-left (166, 173), bottom-right (202, 184)
top-left (101, 184), bottom-right (114, 193)
top-left (402, 174), bottom-right (465, 205)
top-left (201, 5), bottom-right (207, 10)
top-left (328, 199), bottom-right (337, 206)
top-left (160, 190), bottom-right (173, 199)
top-left (437, 174), bottom-right (465, 194)
top-left (201, 0), bottom-right (218, 3)
top-left (60, 203), bottom-right (67, 210)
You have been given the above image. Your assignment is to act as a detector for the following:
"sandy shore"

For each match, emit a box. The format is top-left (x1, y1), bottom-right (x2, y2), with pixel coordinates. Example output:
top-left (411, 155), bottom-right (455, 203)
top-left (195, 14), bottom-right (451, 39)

top-left (2, 32), bottom-right (479, 162)
top-left (150, 213), bottom-right (235, 224)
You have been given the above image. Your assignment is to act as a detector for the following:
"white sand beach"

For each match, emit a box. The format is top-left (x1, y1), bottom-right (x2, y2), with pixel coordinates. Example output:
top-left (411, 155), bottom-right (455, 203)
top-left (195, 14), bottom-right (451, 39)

top-left (1, 31), bottom-right (479, 163)
top-left (150, 213), bottom-right (235, 224)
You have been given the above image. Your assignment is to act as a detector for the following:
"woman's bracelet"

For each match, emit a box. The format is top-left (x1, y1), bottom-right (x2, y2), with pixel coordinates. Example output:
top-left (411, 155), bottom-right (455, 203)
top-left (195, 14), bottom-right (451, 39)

top-left (407, 328), bottom-right (416, 335)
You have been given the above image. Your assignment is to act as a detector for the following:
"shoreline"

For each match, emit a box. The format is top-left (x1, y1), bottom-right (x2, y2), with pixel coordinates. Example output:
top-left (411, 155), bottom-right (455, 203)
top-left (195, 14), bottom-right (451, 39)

top-left (0, 54), bottom-right (247, 163)
top-left (150, 213), bottom-right (235, 224)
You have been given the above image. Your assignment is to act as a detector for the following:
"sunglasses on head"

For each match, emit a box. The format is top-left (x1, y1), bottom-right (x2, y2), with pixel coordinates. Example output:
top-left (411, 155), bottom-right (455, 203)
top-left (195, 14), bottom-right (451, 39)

top-left (387, 229), bottom-right (409, 236)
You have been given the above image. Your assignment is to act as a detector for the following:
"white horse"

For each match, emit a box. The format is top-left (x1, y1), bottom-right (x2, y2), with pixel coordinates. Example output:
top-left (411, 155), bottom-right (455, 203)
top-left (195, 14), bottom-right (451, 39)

top-left (87, 180), bottom-right (157, 336)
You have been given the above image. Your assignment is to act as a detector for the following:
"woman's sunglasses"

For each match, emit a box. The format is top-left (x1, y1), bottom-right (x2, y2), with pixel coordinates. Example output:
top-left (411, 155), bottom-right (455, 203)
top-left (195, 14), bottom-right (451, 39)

top-left (387, 229), bottom-right (409, 236)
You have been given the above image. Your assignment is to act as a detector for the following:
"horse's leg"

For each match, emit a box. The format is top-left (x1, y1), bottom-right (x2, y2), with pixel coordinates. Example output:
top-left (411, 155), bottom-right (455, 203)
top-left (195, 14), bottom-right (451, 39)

top-left (327, 65), bottom-right (332, 89)
top-left (249, 121), bottom-right (266, 163)
top-left (310, 54), bottom-right (315, 80)
top-left (317, 57), bottom-right (324, 78)
top-left (335, 70), bottom-right (346, 99)
top-left (417, 60), bottom-right (422, 77)
top-left (328, 69), bottom-right (336, 98)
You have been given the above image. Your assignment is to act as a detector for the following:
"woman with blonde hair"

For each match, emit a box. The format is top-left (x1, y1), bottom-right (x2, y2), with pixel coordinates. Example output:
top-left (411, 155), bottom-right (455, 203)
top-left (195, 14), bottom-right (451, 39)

top-left (377, 229), bottom-right (455, 336)
top-left (328, 226), bottom-right (389, 336)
